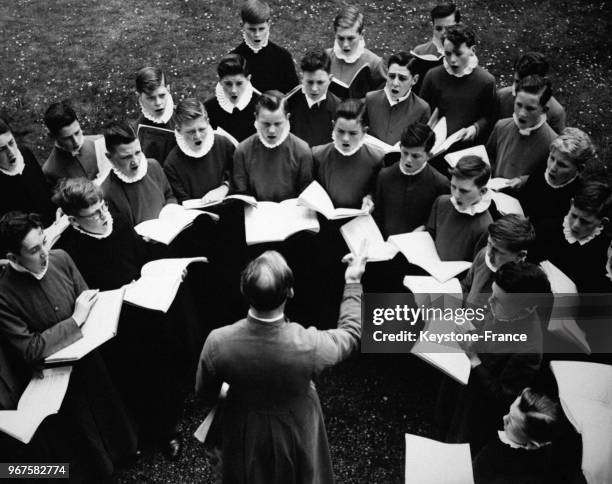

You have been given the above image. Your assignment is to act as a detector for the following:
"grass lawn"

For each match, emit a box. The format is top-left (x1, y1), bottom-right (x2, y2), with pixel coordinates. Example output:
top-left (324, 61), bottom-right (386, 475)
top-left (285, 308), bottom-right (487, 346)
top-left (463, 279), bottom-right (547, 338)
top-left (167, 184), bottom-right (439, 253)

top-left (1, 1), bottom-right (611, 482)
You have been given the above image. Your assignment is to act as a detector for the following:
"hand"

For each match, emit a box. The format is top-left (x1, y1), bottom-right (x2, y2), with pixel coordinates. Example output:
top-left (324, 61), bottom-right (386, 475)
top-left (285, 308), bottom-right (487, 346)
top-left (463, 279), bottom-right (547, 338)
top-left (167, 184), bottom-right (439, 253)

top-left (202, 185), bottom-right (229, 204)
top-left (465, 351), bottom-right (482, 369)
top-left (506, 177), bottom-right (523, 190)
top-left (72, 289), bottom-right (99, 327)
top-left (361, 195), bottom-right (374, 214)
top-left (462, 125), bottom-right (477, 142)
top-left (342, 240), bottom-right (368, 283)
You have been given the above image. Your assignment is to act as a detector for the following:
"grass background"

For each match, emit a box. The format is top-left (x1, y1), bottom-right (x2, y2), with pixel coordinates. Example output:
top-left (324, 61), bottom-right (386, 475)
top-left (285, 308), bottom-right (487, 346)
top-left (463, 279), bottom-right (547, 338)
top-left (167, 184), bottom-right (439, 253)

top-left (1, 1), bottom-right (611, 482)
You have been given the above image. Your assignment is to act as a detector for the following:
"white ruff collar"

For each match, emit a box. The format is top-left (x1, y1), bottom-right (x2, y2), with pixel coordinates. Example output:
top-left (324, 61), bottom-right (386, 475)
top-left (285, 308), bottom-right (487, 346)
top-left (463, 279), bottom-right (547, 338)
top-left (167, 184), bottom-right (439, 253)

top-left (451, 189), bottom-right (492, 216)
top-left (302, 86), bottom-right (327, 108)
top-left (112, 154), bottom-right (148, 183)
top-left (563, 213), bottom-right (602, 245)
top-left (399, 161), bottom-right (427, 176)
top-left (175, 127), bottom-right (214, 158)
top-left (385, 86), bottom-right (412, 106)
top-left (243, 30), bottom-right (269, 53)
top-left (140, 93), bottom-right (174, 124)
top-left (256, 123), bottom-right (290, 149)
top-left (485, 250), bottom-right (498, 272)
top-left (544, 169), bottom-right (577, 189)
top-left (9, 259), bottom-right (48, 280)
top-left (443, 55), bottom-right (478, 78)
top-left (72, 212), bottom-right (114, 239)
top-left (333, 38), bottom-right (365, 64)
top-left (332, 131), bottom-right (364, 157)
top-left (0, 148), bottom-right (25, 176)
top-left (513, 113), bottom-right (546, 136)
top-left (215, 81), bottom-right (254, 114)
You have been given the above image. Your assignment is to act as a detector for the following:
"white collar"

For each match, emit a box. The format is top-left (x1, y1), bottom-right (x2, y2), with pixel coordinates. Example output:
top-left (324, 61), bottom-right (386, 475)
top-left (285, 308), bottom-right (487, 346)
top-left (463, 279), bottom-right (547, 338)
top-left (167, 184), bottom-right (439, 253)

top-left (140, 93), bottom-right (174, 124)
top-left (55, 140), bottom-right (84, 157)
top-left (302, 86), bottom-right (328, 108)
top-left (242, 30), bottom-right (269, 53)
top-left (511, 83), bottom-right (517, 97)
top-left (544, 169), bottom-right (577, 189)
top-left (112, 154), bottom-right (148, 183)
top-left (563, 213), bottom-right (603, 245)
top-left (384, 86), bottom-right (412, 107)
top-left (332, 131), bottom-right (364, 157)
top-left (513, 113), bottom-right (547, 136)
top-left (248, 308), bottom-right (283, 322)
top-left (72, 212), bottom-right (114, 239)
top-left (255, 122), bottom-right (290, 149)
top-left (175, 127), bottom-right (215, 158)
top-left (432, 37), bottom-right (445, 55)
top-left (485, 250), bottom-right (498, 272)
top-left (9, 259), bottom-right (48, 280)
top-left (333, 38), bottom-right (365, 64)
top-left (451, 189), bottom-right (492, 216)
top-left (0, 148), bottom-right (25, 176)
top-left (498, 431), bottom-right (527, 449)
top-left (215, 81), bottom-right (255, 114)
top-left (443, 55), bottom-right (478, 78)
top-left (399, 161), bottom-right (427, 176)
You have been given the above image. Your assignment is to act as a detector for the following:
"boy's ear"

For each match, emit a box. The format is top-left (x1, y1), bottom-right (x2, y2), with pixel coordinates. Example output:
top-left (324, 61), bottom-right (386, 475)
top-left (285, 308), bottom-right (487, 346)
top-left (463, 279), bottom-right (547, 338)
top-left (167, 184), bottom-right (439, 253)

top-left (412, 73), bottom-right (420, 86)
top-left (67, 215), bottom-right (79, 228)
top-left (471, 46), bottom-right (476, 56)
top-left (6, 252), bottom-right (17, 264)
top-left (247, 74), bottom-right (252, 82)
top-left (517, 249), bottom-right (528, 262)
top-left (480, 185), bottom-right (488, 195)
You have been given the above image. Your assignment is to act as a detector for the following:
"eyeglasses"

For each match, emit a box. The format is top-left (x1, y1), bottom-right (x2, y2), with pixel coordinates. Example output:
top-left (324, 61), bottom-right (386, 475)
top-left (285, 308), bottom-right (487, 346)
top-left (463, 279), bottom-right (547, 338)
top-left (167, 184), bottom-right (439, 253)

top-left (77, 201), bottom-right (109, 220)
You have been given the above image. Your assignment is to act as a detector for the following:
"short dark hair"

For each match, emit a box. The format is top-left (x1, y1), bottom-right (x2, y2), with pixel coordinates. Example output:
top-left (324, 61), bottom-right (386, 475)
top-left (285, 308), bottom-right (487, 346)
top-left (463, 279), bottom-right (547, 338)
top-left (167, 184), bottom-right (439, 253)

top-left (443, 23), bottom-right (476, 47)
top-left (135, 67), bottom-right (166, 95)
top-left (0, 118), bottom-right (11, 135)
top-left (0, 211), bottom-right (43, 256)
top-left (517, 388), bottom-right (561, 444)
top-left (301, 49), bottom-right (331, 74)
top-left (431, 4), bottom-right (460, 23)
top-left (255, 91), bottom-right (287, 116)
top-left (333, 5), bottom-right (364, 33)
top-left (217, 53), bottom-right (249, 79)
top-left (387, 51), bottom-right (417, 75)
top-left (240, 251), bottom-right (294, 310)
top-left (495, 261), bottom-right (551, 294)
top-left (334, 99), bottom-right (367, 127)
top-left (516, 75), bottom-right (552, 107)
top-left (514, 52), bottom-right (549, 80)
top-left (174, 98), bottom-right (208, 127)
top-left (488, 215), bottom-right (535, 253)
top-left (449, 155), bottom-right (490, 188)
top-left (104, 121), bottom-right (137, 153)
top-left (52, 178), bottom-right (104, 217)
top-left (572, 181), bottom-right (612, 219)
top-left (43, 101), bottom-right (78, 136)
top-left (400, 123), bottom-right (436, 152)
top-left (240, 0), bottom-right (270, 24)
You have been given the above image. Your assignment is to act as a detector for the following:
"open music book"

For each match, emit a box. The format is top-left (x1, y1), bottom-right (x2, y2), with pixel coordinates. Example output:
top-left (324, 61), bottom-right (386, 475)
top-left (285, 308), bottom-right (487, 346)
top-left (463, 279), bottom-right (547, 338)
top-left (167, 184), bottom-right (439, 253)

top-left (298, 181), bottom-right (368, 220)
top-left (134, 204), bottom-right (220, 245)
top-left (430, 116), bottom-right (467, 157)
top-left (124, 257), bottom-right (207, 312)
top-left (487, 177), bottom-right (513, 191)
top-left (93, 136), bottom-right (112, 185)
top-left (214, 127), bottom-right (239, 147)
top-left (340, 215), bottom-right (399, 262)
top-left (0, 367), bottom-right (73, 444)
top-left (444, 145), bottom-right (490, 168)
top-left (363, 134), bottom-right (400, 154)
top-left (405, 433), bottom-right (474, 484)
top-left (490, 191), bottom-right (524, 216)
top-left (244, 199), bottom-right (320, 245)
top-left (136, 124), bottom-right (175, 167)
top-left (45, 288), bottom-right (125, 364)
top-left (182, 194), bottom-right (257, 210)
top-left (328, 64), bottom-right (372, 99)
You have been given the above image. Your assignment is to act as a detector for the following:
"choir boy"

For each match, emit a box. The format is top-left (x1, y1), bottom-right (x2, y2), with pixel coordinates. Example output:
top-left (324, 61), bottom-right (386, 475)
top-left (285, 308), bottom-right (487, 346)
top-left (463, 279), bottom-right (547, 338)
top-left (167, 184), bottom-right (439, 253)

top-left (497, 52), bottom-right (566, 134)
top-left (427, 155), bottom-right (493, 261)
top-left (230, 0), bottom-right (299, 94)
top-left (205, 53), bottom-right (260, 143)
top-left (365, 51), bottom-right (431, 145)
top-left (286, 49), bottom-right (340, 147)
top-left (374, 122), bottom-right (448, 236)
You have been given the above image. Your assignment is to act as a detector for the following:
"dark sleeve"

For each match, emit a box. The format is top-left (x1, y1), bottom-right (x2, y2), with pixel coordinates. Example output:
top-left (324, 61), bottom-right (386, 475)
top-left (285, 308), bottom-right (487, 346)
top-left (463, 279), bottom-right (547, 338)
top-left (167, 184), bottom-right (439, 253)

top-left (370, 57), bottom-right (387, 91)
top-left (296, 146), bottom-right (314, 193)
top-left (62, 249), bottom-right (89, 296)
top-left (159, 165), bottom-right (178, 205)
top-left (486, 123), bottom-right (499, 171)
top-left (373, 172), bottom-right (385, 229)
top-left (474, 75), bottom-right (498, 140)
top-left (222, 139), bottom-right (235, 185)
top-left (195, 332), bottom-right (224, 406)
top-left (164, 160), bottom-right (190, 203)
top-left (281, 49), bottom-right (299, 94)
top-left (460, 265), bottom-right (475, 297)
top-left (231, 147), bottom-right (249, 195)
top-left (426, 196), bottom-right (439, 238)
top-left (419, 70), bottom-right (435, 105)
top-left (419, 101), bottom-right (432, 124)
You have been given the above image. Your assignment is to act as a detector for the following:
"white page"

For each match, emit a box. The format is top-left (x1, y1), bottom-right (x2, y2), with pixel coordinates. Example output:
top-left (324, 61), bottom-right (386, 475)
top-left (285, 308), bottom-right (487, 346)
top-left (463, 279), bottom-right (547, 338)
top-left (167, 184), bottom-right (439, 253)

top-left (445, 145), bottom-right (490, 168)
top-left (487, 177), bottom-right (512, 191)
top-left (363, 134), bottom-right (399, 154)
top-left (244, 200), bottom-right (319, 245)
top-left (298, 181), bottom-right (366, 220)
top-left (93, 136), bottom-right (111, 185)
top-left (431, 117), bottom-right (447, 155)
top-left (405, 434), bottom-right (474, 484)
top-left (194, 382), bottom-right (229, 443)
top-left (43, 214), bottom-right (70, 249)
top-left (403, 276), bottom-right (461, 294)
top-left (340, 215), bottom-right (398, 262)
top-left (182, 194), bottom-right (257, 210)
top-left (490, 191), bottom-right (524, 216)
top-left (134, 205), bottom-right (214, 244)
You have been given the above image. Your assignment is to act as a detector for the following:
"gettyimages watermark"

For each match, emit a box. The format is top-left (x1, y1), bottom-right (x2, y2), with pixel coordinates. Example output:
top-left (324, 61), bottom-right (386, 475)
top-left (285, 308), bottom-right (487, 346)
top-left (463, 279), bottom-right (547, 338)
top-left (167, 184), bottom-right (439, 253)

top-left (361, 293), bottom-right (612, 354)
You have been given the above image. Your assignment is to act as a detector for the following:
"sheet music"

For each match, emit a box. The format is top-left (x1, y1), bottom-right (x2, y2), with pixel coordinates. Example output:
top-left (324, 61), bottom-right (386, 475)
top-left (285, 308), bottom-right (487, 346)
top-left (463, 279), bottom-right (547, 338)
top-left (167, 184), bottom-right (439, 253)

top-left (340, 215), bottom-right (398, 262)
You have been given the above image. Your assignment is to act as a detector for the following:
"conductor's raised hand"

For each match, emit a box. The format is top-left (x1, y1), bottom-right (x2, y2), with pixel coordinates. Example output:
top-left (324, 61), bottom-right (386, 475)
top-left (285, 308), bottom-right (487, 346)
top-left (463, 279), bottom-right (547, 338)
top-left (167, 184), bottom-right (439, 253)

top-left (342, 239), bottom-right (368, 283)
top-left (72, 289), bottom-right (99, 327)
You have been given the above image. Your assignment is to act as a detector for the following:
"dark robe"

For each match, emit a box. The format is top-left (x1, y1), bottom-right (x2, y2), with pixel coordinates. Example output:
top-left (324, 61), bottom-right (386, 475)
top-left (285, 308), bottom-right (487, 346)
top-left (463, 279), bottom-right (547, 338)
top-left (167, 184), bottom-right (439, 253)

top-left (286, 89), bottom-right (340, 147)
top-left (42, 136), bottom-right (100, 188)
top-left (205, 93), bottom-right (260, 143)
top-left (134, 114), bottom-right (177, 166)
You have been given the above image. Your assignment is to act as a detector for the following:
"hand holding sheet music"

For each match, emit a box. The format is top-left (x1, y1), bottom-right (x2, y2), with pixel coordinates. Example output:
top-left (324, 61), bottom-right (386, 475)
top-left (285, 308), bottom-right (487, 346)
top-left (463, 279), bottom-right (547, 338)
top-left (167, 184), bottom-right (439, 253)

top-left (340, 215), bottom-right (399, 262)
top-left (134, 204), bottom-right (220, 244)
top-left (298, 181), bottom-right (368, 220)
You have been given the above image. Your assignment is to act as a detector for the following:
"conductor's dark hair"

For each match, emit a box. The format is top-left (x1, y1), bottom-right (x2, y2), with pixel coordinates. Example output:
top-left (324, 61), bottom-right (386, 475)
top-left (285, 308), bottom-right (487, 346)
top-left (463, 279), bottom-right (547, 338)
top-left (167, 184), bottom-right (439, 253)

top-left (217, 53), bottom-right (249, 79)
top-left (387, 51), bottom-right (417, 75)
top-left (495, 261), bottom-right (552, 294)
top-left (135, 67), bottom-right (166, 95)
top-left (443, 23), bottom-right (476, 47)
top-left (0, 211), bottom-right (43, 256)
top-left (52, 178), bottom-right (104, 217)
top-left (400, 123), bottom-right (436, 152)
top-left (43, 101), bottom-right (79, 136)
top-left (255, 91), bottom-right (287, 116)
top-left (240, 0), bottom-right (271, 24)
top-left (449, 155), bottom-right (490, 188)
top-left (488, 215), bottom-right (536, 253)
top-left (517, 388), bottom-right (562, 444)
top-left (572, 181), bottom-right (612, 219)
top-left (301, 49), bottom-right (332, 74)
top-left (334, 99), bottom-right (367, 128)
top-left (103, 121), bottom-right (137, 153)
top-left (0, 118), bottom-right (11, 135)
top-left (514, 52), bottom-right (549, 80)
top-left (241, 250), bottom-right (294, 310)
top-left (333, 5), bottom-right (364, 33)
top-left (431, 4), bottom-right (460, 23)
top-left (516, 75), bottom-right (552, 107)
